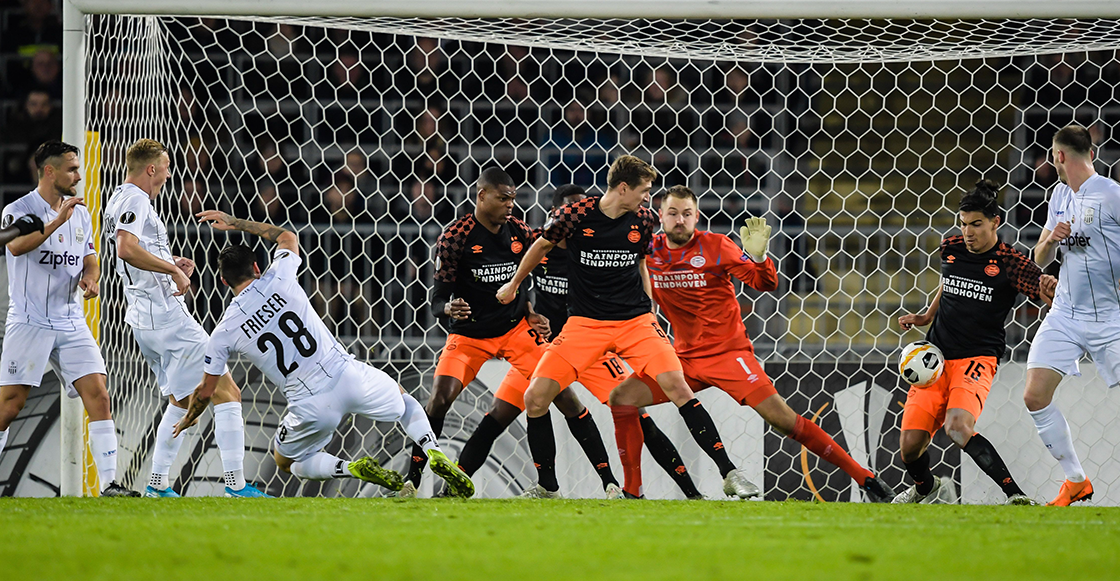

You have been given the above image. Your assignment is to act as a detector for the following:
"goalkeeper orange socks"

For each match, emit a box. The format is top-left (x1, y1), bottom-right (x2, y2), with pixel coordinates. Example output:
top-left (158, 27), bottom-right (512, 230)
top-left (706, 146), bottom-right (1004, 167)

top-left (791, 415), bottom-right (874, 483)
top-left (612, 405), bottom-right (644, 497)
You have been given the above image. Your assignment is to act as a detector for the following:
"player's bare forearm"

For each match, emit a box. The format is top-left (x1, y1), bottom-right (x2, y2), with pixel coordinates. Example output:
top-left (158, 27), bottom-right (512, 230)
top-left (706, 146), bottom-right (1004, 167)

top-left (498, 238), bottom-right (552, 303)
top-left (117, 231), bottom-right (179, 275)
top-left (197, 210), bottom-right (299, 254)
top-left (230, 216), bottom-right (291, 244)
top-left (1034, 226), bottom-right (1065, 267)
top-left (514, 238), bottom-right (553, 287)
top-left (175, 374), bottom-right (220, 438)
top-left (82, 254), bottom-right (100, 285)
top-left (6, 221), bottom-right (61, 256)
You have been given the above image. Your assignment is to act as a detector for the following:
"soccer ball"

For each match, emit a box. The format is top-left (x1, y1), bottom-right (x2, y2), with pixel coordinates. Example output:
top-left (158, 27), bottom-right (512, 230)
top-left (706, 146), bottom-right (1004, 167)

top-left (898, 341), bottom-right (944, 387)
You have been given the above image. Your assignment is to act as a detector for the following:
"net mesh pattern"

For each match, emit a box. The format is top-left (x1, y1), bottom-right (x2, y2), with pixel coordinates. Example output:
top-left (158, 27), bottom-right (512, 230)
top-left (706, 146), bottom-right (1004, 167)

top-left (81, 14), bottom-right (1120, 501)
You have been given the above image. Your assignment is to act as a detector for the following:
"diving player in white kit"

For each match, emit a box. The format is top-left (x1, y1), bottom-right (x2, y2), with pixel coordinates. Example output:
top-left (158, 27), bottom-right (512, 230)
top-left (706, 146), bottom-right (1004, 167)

top-left (1028, 124), bottom-right (1120, 506)
top-left (175, 210), bottom-right (474, 497)
top-left (105, 138), bottom-right (268, 498)
top-left (0, 140), bottom-right (138, 497)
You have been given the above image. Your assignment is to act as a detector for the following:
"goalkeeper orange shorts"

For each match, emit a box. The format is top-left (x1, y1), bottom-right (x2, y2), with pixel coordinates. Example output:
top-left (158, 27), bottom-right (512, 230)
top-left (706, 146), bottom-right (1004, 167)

top-left (901, 356), bottom-right (996, 435)
top-left (531, 313), bottom-right (681, 388)
top-left (634, 349), bottom-right (777, 408)
top-left (434, 317), bottom-right (546, 388)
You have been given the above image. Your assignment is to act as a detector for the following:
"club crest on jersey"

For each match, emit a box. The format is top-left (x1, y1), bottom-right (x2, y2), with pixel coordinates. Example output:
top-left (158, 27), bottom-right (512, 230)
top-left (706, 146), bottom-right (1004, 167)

top-left (58, 233), bottom-right (63, 243)
top-left (76, 227), bottom-right (84, 241)
top-left (689, 255), bottom-right (706, 268)
top-left (511, 240), bottom-right (523, 253)
top-left (627, 230), bottom-right (641, 243)
top-left (1084, 207), bottom-right (1094, 224)
top-left (985, 264), bottom-right (1000, 277)
top-left (471, 245), bottom-right (483, 253)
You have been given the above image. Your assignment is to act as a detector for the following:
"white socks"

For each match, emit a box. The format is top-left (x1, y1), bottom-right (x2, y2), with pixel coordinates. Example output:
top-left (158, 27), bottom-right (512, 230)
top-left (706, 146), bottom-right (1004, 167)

top-left (400, 392), bottom-right (439, 454)
top-left (87, 419), bottom-right (119, 490)
top-left (213, 402), bottom-right (246, 490)
top-left (1029, 401), bottom-right (1086, 482)
top-left (0, 428), bottom-right (7, 455)
top-left (290, 452), bottom-right (350, 480)
top-left (149, 404), bottom-right (188, 490)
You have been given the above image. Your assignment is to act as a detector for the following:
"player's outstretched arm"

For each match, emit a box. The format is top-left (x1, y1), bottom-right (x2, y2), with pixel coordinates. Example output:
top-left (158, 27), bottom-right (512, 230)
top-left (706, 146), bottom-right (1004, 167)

top-left (898, 284), bottom-right (942, 330)
top-left (496, 237), bottom-right (553, 304)
top-left (116, 230), bottom-right (191, 296)
top-left (0, 214), bottom-right (44, 246)
top-left (6, 197), bottom-right (83, 256)
top-left (78, 254), bottom-right (100, 300)
top-left (197, 210), bottom-right (299, 256)
top-left (173, 373), bottom-right (221, 438)
top-left (739, 216), bottom-right (772, 262)
top-left (1034, 222), bottom-right (1069, 267)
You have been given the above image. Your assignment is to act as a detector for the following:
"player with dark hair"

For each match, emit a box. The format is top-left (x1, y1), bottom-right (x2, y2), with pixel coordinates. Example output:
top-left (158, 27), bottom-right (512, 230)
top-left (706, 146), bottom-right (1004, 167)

top-left (403, 169), bottom-right (622, 498)
top-left (458, 184), bottom-right (703, 499)
top-left (1027, 123), bottom-right (1120, 506)
top-left (895, 179), bottom-right (1054, 504)
top-left (606, 185), bottom-right (892, 501)
top-left (0, 141), bottom-right (138, 496)
top-left (176, 210), bottom-right (473, 497)
top-left (498, 156), bottom-right (757, 499)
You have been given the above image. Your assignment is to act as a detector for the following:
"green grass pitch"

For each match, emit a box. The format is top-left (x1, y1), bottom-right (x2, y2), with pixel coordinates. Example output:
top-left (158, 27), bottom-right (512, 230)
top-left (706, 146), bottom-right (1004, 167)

top-left (3, 498), bottom-right (1118, 581)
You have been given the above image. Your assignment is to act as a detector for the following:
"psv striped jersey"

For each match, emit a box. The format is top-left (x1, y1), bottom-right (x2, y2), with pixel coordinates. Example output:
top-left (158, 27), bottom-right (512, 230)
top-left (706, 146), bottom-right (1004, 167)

top-left (1044, 174), bottom-right (1120, 322)
top-left (646, 230), bottom-right (778, 358)
top-left (2, 189), bottom-right (96, 330)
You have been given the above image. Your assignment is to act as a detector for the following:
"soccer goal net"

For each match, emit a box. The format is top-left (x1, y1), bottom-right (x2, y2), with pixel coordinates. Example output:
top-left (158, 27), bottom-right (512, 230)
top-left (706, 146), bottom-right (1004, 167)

top-left (61, 4), bottom-right (1120, 502)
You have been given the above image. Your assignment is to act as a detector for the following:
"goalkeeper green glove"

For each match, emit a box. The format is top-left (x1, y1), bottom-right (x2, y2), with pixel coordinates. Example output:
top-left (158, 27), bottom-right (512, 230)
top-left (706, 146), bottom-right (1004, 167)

top-left (738, 217), bottom-right (771, 262)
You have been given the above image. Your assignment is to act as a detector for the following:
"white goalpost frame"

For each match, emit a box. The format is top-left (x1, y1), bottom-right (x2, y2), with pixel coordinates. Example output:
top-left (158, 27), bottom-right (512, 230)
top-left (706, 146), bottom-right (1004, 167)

top-left (58, 0), bottom-right (1120, 498)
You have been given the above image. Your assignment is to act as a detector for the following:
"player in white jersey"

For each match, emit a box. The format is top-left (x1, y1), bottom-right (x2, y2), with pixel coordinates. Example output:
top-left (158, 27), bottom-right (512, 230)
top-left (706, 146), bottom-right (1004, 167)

top-left (173, 210), bottom-right (475, 497)
top-left (1027, 124), bottom-right (1120, 506)
top-left (105, 139), bottom-right (268, 498)
top-left (0, 141), bottom-right (138, 497)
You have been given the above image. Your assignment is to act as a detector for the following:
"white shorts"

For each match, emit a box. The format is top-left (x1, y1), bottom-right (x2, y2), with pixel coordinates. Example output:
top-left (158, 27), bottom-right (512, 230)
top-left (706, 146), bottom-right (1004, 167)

top-left (0, 322), bottom-right (107, 396)
top-left (274, 361), bottom-right (405, 462)
top-left (1027, 314), bottom-right (1120, 388)
top-left (134, 317), bottom-right (228, 401)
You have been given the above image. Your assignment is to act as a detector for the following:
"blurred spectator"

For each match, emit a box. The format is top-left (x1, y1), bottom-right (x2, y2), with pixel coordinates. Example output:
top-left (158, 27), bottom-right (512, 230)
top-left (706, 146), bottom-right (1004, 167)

top-left (404, 106), bottom-right (446, 150)
top-left (8, 49), bottom-right (62, 99)
top-left (1026, 54), bottom-right (1083, 108)
top-left (342, 150), bottom-right (388, 216)
top-left (402, 37), bottom-right (448, 100)
top-left (714, 65), bottom-right (751, 105)
top-left (2, 0), bottom-right (62, 55)
top-left (546, 100), bottom-right (613, 186)
top-left (319, 49), bottom-right (367, 100)
top-left (645, 66), bottom-right (687, 106)
top-left (3, 89), bottom-right (60, 183)
top-left (772, 195), bottom-right (818, 294)
top-left (178, 178), bottom-right (206, 219)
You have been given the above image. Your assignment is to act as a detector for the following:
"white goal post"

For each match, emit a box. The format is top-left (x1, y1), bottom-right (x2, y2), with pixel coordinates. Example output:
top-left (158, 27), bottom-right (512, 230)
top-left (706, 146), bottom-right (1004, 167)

top-left (47, 0), bottom-right (1120, 501)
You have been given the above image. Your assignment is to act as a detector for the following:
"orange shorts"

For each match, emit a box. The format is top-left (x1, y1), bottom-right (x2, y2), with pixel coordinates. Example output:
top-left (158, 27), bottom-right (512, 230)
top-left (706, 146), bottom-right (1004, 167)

top-left (635, 350), bottom-right (778, 408)
top-left (434, 318), bottom-right (547, 389)
top-left (901, 356), bottom-right (996, 435)
top-left (494, 353), bottom-right (625, 409)
top-left (532, 313), bottom-right (681, 389)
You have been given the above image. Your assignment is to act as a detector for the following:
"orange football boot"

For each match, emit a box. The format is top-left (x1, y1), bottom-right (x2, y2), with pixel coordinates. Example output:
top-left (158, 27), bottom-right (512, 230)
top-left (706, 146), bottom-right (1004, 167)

top-left (1046, 478), bottom-right (1094, 506)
